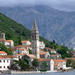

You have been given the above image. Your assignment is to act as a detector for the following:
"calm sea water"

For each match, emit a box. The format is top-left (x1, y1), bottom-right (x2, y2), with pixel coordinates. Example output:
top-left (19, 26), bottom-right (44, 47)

top-left (5, 71), bottom-right (75, 75)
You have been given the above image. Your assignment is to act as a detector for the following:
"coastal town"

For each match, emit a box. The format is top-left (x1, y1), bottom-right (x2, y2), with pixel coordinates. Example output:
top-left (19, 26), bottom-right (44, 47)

top-left (0, 20), bottom-right (75, 74)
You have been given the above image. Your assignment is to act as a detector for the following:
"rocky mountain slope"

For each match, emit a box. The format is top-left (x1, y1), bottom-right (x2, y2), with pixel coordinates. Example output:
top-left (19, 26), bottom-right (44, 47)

top-left (0, 12), bottom-right (51, 46)
top-left (0, 5), bottom-right (75, 48)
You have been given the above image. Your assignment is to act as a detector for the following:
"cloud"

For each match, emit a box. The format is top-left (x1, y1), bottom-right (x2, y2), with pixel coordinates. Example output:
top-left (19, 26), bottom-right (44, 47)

top-left (0, 0), bottom-right (75, 11)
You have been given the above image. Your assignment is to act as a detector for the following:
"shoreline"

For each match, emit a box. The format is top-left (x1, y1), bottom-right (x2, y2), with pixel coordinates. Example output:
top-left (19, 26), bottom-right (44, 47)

top-left (11, 71), bottom-right (57, 74)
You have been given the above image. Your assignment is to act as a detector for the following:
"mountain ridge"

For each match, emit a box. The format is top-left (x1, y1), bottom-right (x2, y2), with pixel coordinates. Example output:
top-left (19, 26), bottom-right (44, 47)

top-left (0, 5), bottom-right (75, 48)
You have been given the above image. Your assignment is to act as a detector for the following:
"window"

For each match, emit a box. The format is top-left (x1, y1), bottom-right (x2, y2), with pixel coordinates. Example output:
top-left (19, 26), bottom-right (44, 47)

top-left (4, 66), bottom-right (5, 68)
top-left (7, 60), bottom-right (9, 63)
top-left (7, 66), bottom-right (9, 69)
top-left (0, 66), bottom-right (2, 68)
top-left (0, 60), bottom-right (1, 62)
top-left (4, 60), bottom-right (5, 63)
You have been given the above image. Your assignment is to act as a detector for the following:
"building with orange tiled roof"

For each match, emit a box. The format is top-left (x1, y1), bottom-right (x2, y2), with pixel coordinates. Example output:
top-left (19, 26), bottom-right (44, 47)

top-left (38, 58), bottom-right (54, 71)
top-left (15, 45), bottom-right (30, 50)
top-left (45, 47), bottom-right (57, 54)
top-left (21, 40), bottom-right (31, 46)
top-left (51, 54), bottom-right (61, 59)
top-left (0, 33), bottom-right (14, 48)
top-left (0, 55), bottom-right (17, 71)
top-left (0, 51), bottom-right (7, 56)
top-left (54, 59), bottom-right (67, 70)
top-left (15, 48), bottom-right (29, 55)
top-left (39, 41), bottom-right (45, 49)
top-left (40, 51), bottom-right (50, 59)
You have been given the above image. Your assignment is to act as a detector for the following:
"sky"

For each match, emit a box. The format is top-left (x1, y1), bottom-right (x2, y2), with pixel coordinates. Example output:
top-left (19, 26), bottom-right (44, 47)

top-left (0, 0), bottom-right (75, 11)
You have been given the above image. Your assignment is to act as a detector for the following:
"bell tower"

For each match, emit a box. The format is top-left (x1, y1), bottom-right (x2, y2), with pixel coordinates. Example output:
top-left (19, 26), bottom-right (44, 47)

top-left (31, 20), bottom-right (40, 59)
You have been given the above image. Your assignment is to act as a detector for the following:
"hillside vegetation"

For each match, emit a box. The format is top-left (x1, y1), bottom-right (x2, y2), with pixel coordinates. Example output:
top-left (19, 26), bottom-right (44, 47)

top-left (0, 13), bottom-right (51, 46)
top-left (0, 13), bottom-right (31, 45)
top-left (0, 13), bottom-right (72, 58)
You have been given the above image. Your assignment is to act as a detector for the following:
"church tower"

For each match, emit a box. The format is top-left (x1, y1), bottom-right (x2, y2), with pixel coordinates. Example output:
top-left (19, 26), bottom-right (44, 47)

top-left (31, 20), bottom-right (40, 59)
top-left (1, 33), bottom-right (5, 40)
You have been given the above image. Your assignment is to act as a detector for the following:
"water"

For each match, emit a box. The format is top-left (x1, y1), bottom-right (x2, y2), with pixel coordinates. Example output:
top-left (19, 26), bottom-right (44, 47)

top-left (5, 71), bottom-right (75, 75)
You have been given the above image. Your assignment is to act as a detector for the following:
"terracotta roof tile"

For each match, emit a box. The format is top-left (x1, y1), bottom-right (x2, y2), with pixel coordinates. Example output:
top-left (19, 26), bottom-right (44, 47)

top-left (54, 59), bottom-right (66, 62)
top-left (40, 52), bottom-right (49, 55)
top-left (21, 41), bottom-right (28, 43)
top-left (27, 54), bottom-right (36, 59)
top-left (0, 51), bottom-right (7, 54)
top-left (38, 58), bottom-right (50, 62)
top-left (19, 48), bottom-right (25, 51)
top-left (6, 40), bottom-right (13, 42)
top-left (0, 55), bottom-right (16, 59)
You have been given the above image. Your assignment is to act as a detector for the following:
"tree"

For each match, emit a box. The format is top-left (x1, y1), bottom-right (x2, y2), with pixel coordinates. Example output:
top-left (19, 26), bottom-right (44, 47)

top-left (0, 43), bottom-right (12, 55)
top-left (66, 59), bottom-right (72, 67)
top-left (32, 59), bottom-right (39, 70)
top-left (57, 46), bottom-right (72, 58)
top-left (29, 49), bottom-right (32, 54)
top-left (40, 61), bottom-right (48, 71)
top-left (18, 60), bottom-right (30, 71)
top-left (71, 60), bottom-right (75, 69)
top-left (18, 36), bottom-right (22, 45)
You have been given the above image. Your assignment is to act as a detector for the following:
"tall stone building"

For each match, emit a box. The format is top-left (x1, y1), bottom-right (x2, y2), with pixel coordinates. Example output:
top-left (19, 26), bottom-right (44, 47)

top-left (1, 33), bottom-right (5, 40)
top-left (31, 20), bottom-right (40, 59)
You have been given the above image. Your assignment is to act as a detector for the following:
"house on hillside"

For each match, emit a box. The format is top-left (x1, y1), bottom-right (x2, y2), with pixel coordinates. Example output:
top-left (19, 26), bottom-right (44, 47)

top-left (54, 59), bottom-right (67, 70)
top-left (0, 55), bottom-right (17, 71)
top-left (15, 48), bottom-right (29, 55)
top-left (0, 51), bottom-right (7, 56)
top-left (0, 33), bottom-right (14, 48)
top-left (39, 41), bottom-right (45, 49)
top-left (45, 47), bottom-right (57, 54)
top-left (21, 40), bottom-right (31, 46)
top-left (40, 51), bottom-right (50, 59)
top-left (51, 54), bottom-right (61, 59)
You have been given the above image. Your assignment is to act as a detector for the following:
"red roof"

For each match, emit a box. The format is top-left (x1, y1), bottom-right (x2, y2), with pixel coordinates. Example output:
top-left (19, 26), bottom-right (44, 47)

top-left (21, 41), bottom-right (28, 43)
top-left (0, 51), bottom-right (7, 54)
top-left (15, 45), bottom-right (29, 50)
top-left (19, 48), bottom-right (25, 51)
top-left (65, 58), bottom-right (75, 60)
top-left (0, 39), bottom-right (6, 42)
top-left (40, 52), bottom-right (49, 55)
top-left (54, 59), bottom-right (66, 62)
top-left (0, 55), bottom-right (16, 59)
top-left (45, 47), bottom-right (56, 51)
top-left (27, 54), bottom-right (36, 59)
top-left (6, 40), bottom-right (13, 42)
top-left (54, 64), bottom-right (58, 66)
top-left (38, 58), bottom-right (50, 62)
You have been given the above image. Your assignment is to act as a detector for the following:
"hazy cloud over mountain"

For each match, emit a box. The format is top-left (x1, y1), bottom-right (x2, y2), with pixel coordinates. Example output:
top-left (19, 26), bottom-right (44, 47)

top-left (0, 0), bottom-right (75, 11)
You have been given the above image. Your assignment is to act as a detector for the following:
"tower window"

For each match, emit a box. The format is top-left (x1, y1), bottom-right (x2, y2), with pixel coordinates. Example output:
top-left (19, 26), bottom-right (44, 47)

top-left (0, 66), bottom-right (2, 68)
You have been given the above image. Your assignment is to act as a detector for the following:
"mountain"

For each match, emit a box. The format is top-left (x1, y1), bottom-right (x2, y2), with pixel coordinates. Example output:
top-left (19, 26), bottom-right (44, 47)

top-left (0, 5), bottom-right (75, 48)
top-left (0, 12), bottom-right (51, 46)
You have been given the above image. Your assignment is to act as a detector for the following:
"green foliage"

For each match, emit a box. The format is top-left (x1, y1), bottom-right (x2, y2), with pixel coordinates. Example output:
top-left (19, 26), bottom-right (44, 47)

top-left (66, 59), bottom-right (72, 67)
top-left (71, 60), bottom-right (75, 69)
top-left (18, 36), bottom-right (22, 45)
top-left (0, 13), bottom-right (73, 59)
top-left (0, 43), bottom-right (12, 55)
top-left (32, 59), bottom-right (39, 68)
top-left (57, 45), bottom-right (72, 58)
top-left (29, 49), bottom-right (32, 54)
top-left (13, 59), bottom-right (30, 71)
top-left (0, 13), bottom-right (52, 47)
top-left (18, 60), bottom-right (30, 71)
top-left (0, 13), bottom-right (31, 45)
top-left (40, 61), bottom-right (48, 71)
